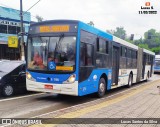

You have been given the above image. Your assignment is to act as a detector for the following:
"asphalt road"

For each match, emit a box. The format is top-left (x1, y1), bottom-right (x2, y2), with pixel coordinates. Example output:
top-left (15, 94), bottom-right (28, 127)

top-left (0, 74), bottom-right (159, 118)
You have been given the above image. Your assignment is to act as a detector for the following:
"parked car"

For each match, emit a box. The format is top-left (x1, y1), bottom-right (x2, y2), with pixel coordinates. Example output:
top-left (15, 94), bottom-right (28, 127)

top-left (0, 59), bottom-right (10, 62)
top-left (0, 61), bottom-right (26, 97)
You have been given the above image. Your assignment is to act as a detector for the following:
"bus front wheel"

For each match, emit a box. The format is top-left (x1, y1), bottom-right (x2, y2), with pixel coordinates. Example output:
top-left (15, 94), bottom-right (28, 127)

top-left (97, 78), bottom-right (106, 98)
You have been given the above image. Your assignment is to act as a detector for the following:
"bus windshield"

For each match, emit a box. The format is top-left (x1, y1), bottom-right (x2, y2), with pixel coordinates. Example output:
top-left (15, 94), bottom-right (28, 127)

top-left (27, 36), bottom-right (76, 72)
top-left (155, 60), bottom-right (160, 66)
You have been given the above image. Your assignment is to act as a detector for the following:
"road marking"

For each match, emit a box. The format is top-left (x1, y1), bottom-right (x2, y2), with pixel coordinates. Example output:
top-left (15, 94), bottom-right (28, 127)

top-left (28, 79), bottom-right (160, 127)
top-left (0, 93), bottom-right (45, 102)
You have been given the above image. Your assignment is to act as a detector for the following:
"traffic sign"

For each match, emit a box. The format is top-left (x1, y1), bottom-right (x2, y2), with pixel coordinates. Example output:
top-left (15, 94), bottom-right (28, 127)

top-left (8, 36), bottom-right (18, 48)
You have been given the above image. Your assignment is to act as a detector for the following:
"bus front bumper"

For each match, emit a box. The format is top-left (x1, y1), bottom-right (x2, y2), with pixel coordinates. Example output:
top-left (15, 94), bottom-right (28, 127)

top-left (26, 79), bottom-right (78, 96)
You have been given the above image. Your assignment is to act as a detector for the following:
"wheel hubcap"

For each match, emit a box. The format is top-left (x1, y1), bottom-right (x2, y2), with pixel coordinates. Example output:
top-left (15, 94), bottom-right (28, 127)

top-left (100, 83), bottom-right (105, 93)
top-left (4, 86), bottom-right (13, 96)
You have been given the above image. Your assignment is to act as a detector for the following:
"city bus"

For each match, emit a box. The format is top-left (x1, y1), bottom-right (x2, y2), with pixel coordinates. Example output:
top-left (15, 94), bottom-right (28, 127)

top-left (154, 55), bottom-right (160, 73)
top-left (26, 20), bottom-right (155, 97)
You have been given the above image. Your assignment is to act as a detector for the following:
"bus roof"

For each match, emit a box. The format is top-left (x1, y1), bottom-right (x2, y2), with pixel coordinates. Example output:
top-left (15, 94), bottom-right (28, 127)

top-left (30, 20), bottom-right (79, 27)
top-left (113, 36), bottom-right (138, 50)
top-left (143, 49), bottom-right (155, 55)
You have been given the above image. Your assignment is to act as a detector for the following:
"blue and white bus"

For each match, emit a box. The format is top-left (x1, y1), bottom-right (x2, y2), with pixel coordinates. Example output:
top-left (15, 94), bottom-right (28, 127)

top-left (26, 20), bottom-right (155, 97)
top-left (154, 55), bottom-right (160, 73)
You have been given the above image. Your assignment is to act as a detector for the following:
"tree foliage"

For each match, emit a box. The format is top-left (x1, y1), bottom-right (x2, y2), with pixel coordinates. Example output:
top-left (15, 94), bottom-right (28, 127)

top-left (138, 44), bottom-right (150, 50)
top-left (88, 21), bottom-right (94, 27)
top-left (143, 29), bottom-right (160, 48)
top-left (36, 15), bottom-right (43, 22)
top-left (136, 29), bottom-right (160, 53)
top-left (114, 27), bottom-right (126, 39)
top-left (151, 47), bottom-right (160, 54)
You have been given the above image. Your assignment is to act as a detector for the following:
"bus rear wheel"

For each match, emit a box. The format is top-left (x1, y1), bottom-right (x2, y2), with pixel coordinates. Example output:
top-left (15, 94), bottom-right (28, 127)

top-left (127, 74), bottom-right (133, 88)
top-left (146, 71), bottom-right (149, 81)
top-left (97, 78), bottom-right (106, 98)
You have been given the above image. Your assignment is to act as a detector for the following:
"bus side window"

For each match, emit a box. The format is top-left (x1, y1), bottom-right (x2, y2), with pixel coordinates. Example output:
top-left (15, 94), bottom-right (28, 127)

top-left (80, 42), bottom-right (85, 66)
top-left (80, 42), bottom-right (94, 66)
top-left (86, 44), bottom-right (93, 66)
top-left (97, 38), bottom-right (108, 54)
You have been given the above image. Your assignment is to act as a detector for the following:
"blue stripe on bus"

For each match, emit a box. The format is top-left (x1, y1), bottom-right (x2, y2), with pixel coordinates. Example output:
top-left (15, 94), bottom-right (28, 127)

top-left (154, 66), bottom-right (160, 70)
top-left (119, 75), bottom-right (129, 77)
top-left (119, 74), bottom-right (137, 77)
top-left (28, 71), bottom-right (76, 84)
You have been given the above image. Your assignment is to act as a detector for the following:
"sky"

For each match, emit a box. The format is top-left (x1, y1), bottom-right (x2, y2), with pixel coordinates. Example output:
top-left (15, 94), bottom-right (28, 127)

top-left (0, 0), bottom-right (160, 39)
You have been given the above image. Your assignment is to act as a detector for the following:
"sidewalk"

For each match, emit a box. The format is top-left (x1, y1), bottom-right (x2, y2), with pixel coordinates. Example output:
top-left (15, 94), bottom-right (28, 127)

top-left (26, 78), bottom-right (160, 127)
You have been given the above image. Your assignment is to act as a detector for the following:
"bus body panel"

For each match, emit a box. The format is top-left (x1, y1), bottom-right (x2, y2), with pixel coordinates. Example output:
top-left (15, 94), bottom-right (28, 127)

top-left (77, 21), bottom-right (113, 96)
top-left (118, 69), bottom-right (137, 86)
top-left (27, 71), bottom-right (77, 84)
top-left (78, 69), bottom-right (112, 96)
top-left (26, 79), bottom-right (79, 96)
top-left (154, 67), bottom-right (160, 72)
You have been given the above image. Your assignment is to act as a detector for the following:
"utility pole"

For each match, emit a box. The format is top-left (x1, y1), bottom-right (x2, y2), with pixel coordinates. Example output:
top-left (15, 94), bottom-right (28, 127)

top-left (20, 0), bottom-right (25, 60)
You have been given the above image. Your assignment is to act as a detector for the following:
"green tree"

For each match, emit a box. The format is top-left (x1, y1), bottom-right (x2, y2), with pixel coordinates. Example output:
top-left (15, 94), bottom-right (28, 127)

top-left (36, 15), bottom-right (43, 22)
top-left (88, 21), bottom-right (94, 27)
top-left (143, 29), bottom-right (160, 48)
top-left (134, 38), bottom-right (143, 45)
top-left (125, 38), bottom-right (134, 44)
top-left (138, 43), bottom-right (150, 50)
top-left (106, 27), bottom-right (160, 53)
top-left (106, 29), bottom-right (114, 34)
top-left (151, 47), bottom-right (160, 54)
top-left (113, 27), bottom-right (126, 39)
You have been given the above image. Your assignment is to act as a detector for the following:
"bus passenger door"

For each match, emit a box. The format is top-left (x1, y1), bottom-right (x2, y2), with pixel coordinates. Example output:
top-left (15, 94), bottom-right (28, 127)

top-left (142, 53), bottom-right (146, 79)
top-left (112, 46), bottom-right (120, 85)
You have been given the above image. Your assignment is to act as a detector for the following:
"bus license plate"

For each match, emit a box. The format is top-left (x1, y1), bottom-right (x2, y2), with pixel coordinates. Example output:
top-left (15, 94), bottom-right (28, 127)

top-left (44, 85), bottom-right (53, 89)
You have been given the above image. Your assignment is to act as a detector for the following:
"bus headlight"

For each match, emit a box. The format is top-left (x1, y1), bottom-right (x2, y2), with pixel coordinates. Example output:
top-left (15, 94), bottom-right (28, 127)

top-left (63, 74), bottom-right (76, 84)
top-left (26, 72), bottom-right (35, 81)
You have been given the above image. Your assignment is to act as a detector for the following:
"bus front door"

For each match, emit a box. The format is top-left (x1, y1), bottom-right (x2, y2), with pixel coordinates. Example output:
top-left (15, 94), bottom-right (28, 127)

top-left (112, 46), bottom-right (120, 85)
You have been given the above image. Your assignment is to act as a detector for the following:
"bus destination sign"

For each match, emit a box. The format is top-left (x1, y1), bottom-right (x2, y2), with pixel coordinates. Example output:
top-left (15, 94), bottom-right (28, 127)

top-left (39, 25), bottom-right (70, 33)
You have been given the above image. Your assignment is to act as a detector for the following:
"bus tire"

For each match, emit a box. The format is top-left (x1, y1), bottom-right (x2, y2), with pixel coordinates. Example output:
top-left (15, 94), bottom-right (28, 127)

top-left (97, 78), bottom-right (106, 98)
top-left (127, 74), bottom-right (133, 88)
top-left (146, 71), bottom-right (149, 81)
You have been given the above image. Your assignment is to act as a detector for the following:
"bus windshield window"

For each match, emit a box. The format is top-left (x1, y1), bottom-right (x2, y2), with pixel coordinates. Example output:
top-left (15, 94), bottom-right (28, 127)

top-left (155, 60), bottom-right (160, 66)
top-left (27, 36), bottom-right (76, 72)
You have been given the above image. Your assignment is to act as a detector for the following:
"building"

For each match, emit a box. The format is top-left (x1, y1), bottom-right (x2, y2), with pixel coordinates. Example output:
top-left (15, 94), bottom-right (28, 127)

top-left (0, 6), bottom-right (31, 60)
